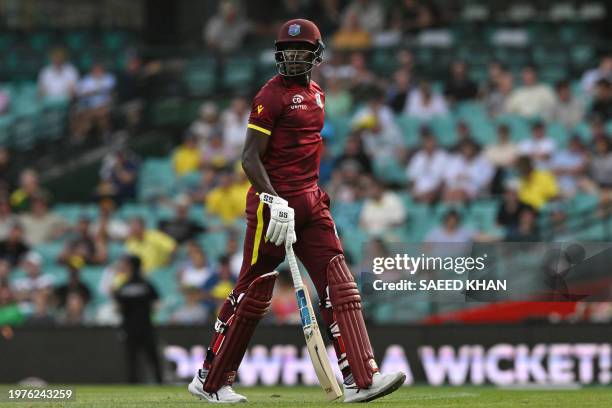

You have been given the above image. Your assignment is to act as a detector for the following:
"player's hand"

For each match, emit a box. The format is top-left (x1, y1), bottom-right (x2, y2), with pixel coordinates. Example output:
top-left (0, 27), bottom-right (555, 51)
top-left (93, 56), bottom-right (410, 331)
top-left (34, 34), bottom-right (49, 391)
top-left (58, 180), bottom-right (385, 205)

top-left (260, 193), bottom-right (297, 246)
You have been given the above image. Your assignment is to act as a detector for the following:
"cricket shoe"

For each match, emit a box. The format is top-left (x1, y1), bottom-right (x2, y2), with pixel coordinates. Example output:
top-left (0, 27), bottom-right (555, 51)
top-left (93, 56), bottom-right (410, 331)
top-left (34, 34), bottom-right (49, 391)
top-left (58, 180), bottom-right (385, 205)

top-left (343, 371), bottom-right (406, 403)
top-left (188, 369), bottom-right (247, 403)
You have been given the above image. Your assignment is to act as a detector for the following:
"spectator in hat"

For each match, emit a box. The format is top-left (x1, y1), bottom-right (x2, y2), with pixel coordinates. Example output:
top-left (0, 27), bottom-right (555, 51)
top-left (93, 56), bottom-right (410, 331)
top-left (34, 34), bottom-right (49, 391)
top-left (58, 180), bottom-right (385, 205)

top-left (12, 252), bottom-right (53, 308)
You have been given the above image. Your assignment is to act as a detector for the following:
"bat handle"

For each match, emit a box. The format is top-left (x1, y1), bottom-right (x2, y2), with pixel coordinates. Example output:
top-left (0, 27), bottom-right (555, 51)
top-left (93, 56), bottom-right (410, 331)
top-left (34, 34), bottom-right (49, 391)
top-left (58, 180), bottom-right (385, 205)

top-left (285, 242), bottom-right (304, 289)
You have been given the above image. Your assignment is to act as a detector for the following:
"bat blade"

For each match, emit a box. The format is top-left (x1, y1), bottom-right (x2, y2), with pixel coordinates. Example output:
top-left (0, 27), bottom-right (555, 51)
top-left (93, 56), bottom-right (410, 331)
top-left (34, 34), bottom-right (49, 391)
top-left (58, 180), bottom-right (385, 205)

top-left (296, 285), bottom-right (343, 401)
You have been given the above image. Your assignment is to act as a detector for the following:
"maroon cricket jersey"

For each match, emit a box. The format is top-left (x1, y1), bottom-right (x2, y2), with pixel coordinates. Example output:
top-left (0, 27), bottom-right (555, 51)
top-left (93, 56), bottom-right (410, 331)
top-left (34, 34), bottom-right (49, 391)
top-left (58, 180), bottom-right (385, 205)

top-left (247, 75), bottom-right (325, 196)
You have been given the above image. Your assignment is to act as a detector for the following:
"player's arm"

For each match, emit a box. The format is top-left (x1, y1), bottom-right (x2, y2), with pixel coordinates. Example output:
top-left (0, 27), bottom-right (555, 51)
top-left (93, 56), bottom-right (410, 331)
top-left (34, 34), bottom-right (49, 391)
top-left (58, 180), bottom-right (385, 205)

top-left (241, 128), bottom-right (278, 196)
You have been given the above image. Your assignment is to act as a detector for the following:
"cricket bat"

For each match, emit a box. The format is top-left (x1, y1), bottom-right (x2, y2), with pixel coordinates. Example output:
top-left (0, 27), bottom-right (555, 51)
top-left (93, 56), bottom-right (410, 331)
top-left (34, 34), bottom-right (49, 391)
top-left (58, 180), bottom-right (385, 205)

top-left (285, 242), bottom-right (343, 401)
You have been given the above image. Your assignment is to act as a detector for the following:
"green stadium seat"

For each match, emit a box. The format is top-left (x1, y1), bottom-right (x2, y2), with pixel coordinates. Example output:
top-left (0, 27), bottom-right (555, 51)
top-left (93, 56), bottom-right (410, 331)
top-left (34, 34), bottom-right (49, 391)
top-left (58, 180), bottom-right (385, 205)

top-left (0, 115), bottom-right (14, 146)
top-left (37, 99), bottom-right (69, 142)
top-left (11, 114), bottom-right (39, 152)
top-left (184, 66), bottom-right (216, 96)
top-left (222, 57), bottom-right (255, 90)
top-left (430, 116), bottom-right (457, 147)
top-left (29, 32), bottom-right (53, 52)
top-left (547, 121), bottom-right (570, 148)
top-left (102, 31), bottom-right (127, 51)
top-left (395, 115), bottom-right (421, 147)
top-left (64, 31), bottom-right (91, 52)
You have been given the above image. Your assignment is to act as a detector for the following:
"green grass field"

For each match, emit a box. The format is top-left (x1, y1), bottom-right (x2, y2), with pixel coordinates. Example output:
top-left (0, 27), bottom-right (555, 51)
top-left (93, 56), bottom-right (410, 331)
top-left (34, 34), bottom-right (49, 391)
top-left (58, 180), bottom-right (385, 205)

top-left (2, 385), bottom-right (612, 407)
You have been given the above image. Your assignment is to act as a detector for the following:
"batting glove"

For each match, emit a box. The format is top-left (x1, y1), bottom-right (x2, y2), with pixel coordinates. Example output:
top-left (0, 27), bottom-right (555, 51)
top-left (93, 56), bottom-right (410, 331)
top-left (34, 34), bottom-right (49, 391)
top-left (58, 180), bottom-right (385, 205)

top-left (260, 193), bottom-right (297, 247)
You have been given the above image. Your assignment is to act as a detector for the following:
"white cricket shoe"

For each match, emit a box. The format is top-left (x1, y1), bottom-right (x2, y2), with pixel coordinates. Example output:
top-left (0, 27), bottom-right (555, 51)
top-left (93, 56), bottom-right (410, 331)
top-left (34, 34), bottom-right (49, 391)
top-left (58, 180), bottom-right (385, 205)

top-left (343, 371), bottom-right (406, 403)
top-left (188, 369), bottom-right (247, 403)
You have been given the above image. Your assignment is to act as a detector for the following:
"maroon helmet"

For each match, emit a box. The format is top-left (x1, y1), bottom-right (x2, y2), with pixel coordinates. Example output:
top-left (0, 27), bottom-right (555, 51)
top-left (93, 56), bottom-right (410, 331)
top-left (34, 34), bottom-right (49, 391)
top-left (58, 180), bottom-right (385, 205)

top-left (275, 19), bottom-right (325, 77)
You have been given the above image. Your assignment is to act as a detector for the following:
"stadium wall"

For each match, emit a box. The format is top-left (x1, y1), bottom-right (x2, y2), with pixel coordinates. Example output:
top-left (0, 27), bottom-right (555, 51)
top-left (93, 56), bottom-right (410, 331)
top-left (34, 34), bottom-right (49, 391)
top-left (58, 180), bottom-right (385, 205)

top-left (2, 324), bottom-right (612, 386)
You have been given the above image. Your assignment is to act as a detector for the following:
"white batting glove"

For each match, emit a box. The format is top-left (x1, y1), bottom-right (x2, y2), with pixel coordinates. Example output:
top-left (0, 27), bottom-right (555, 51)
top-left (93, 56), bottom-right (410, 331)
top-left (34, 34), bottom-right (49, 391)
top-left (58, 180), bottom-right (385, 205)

top-left (260, 193), bottom-right (297, 247)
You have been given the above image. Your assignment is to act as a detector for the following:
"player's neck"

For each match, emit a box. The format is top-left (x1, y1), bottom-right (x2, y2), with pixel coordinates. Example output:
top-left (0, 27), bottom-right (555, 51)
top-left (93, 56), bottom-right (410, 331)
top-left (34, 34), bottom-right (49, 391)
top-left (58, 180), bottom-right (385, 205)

top-left (283, 74), bottom-right (310, 88)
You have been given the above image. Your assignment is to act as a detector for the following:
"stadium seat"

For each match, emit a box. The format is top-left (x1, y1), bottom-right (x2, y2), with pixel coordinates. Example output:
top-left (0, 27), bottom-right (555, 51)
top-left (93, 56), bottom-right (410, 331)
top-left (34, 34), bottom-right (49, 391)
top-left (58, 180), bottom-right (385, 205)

top-left (222, 57), bottom-right (255, 90)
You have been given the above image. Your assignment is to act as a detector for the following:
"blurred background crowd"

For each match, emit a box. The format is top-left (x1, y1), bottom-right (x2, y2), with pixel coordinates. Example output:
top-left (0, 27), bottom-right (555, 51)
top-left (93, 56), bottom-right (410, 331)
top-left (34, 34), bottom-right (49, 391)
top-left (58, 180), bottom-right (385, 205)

top-left (0, 0), bottom-right (611, 329)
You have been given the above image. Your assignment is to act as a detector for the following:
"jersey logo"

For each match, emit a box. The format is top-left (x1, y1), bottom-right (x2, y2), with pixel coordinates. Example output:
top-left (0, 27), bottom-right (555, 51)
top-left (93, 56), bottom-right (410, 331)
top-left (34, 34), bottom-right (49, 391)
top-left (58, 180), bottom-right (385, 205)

top-left (257, 105), bottom-right (264, 115)
top-left (315, 93), bottom-right (324, 108)
top-left (292, 94), bottom-right (304, 104)
top-left (288, 24), bottom-right (301, 36)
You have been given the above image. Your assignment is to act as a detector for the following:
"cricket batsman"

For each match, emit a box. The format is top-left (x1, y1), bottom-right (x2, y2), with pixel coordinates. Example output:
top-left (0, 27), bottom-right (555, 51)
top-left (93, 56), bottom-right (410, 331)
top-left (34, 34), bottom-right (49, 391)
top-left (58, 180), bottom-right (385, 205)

top-left (188, 19), bottom-right (406, 403)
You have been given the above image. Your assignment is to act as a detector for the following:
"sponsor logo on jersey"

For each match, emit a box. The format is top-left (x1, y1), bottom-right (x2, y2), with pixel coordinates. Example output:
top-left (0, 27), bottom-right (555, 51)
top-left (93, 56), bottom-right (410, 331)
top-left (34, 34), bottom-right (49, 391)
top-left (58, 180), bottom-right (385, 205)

top-left (290, 94), bottom-right (307, 110)
top-left (288, 24), bottom-right (301, 36)
top-left (292, 94), bottom-right (304, 104)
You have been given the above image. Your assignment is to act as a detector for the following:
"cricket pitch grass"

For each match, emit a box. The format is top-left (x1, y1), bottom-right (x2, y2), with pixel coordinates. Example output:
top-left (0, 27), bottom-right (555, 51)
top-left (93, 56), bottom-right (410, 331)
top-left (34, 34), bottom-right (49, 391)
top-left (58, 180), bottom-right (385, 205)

top-left (2, 385), bottom-right (612, 407)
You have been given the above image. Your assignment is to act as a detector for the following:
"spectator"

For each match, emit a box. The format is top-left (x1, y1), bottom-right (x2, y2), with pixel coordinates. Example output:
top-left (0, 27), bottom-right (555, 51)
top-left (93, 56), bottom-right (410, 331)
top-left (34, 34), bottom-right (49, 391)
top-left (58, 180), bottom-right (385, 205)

top-left (0, 223), bottom-right (30, 267)
top-left (19, 194), bottom-right (69, 245)
top-left (10, 169), bottom-right (46, 212)
top-left (171, 285), bottom-right (209, 325)
top-left (203, 255), bottom-right (236, 313)
top-left (497, 182), bottom-right (534, 233)
top-left (71, 62), bottom-right (116, 142)
top-left (452, 120), bottom-right (476, 151)
top-left (178, 242), bottom-right (212, 288)
top-left (58, 216), bottom-right (108, 266)
top-left (484, 70), bottom-right (514, 117)
top-left (205, 169), bottom-right (249, 225)
top-left (221, 97), bottom-right (249, 160)
top-left (0, 284), bottom-right (24, 326)
top-left (0, 87), bottom-right (10, 115)
top-left (484, 124), bottom-right (519, 194)
top-left (97, 148), bottom-right (139, 204)
top-left (588, 79), bottom-right (612, 122)
top-left (0, 199), bottom-right (18, 241)
top-left (90, 199), bottom-right (129, 242)
top-left (359, 179), bottom-right (406, 236)
top-left (549, 80), bottom-right (585, 128)
top-left (37, 48), bottom-right (79, 100)
top-left (12, 252), bottom-right (53, 307)
top-left (353, 89), bottom-right (403, 161)
top-left (225, 234), bottom-right (242, 279)
top-left (172, 132), bottom-right (201, 177)
top-left (200, 133), bottom-right (235, 169)
top-left (54, 264), bottom-right (91, 308)
top-left (125, 217), bottom-right (177, 273)
top-left (0, 147), bottom-right (13, 194)
top-left (56, 292), bottom-right (88, 326)
top-left (406, 129), bottom-right (448, 203)
top-left (549, 136), bottom-right (588, 197)
top-left (334, 134), bottom-right (372, 175)
top-left (394, 0), bottom-right (436, 34)
top-left (444, 60), bottom-right (478, 103)
top-left (386, 69), bottom-right (412, 114)
top-left (158, 196), bottom-right (205, 244)
top-left (405, 80), bottom-right (448, 120)
top-left (26, 290), bottom-right (55, 327)
top-left (204, 0), bottom-right (251, 54)
top-left (484, 124), bottom-right (519, 169)
top-left (515, 156), bottom-right (559, 209)
top-left (327, 160), bottom-right (363, 204)
top-left (443, 140), bottom-right (494, 203)
top-left (346, 52), bottom-right (377, 92)
top-left (581, 54), bottom-right (612, 95)
top-left (0, 259), bottom-right (9, 287)
top-left (581, 136), bottom-right (612, 202)
top-left (518, 121), bottom-right (556, 168)
top-left (505, 65), bottom-right (555, 118)
top-left (341, 0), bottom-right (385, 34)
top-left (116, 53), bottom-right (148, 130)
top-left (113, 255), bottom-right (162, 384)
top-left (331, 9), bottom-right (372, 51)
top-left (425, 209), bottom-right (475, 244)
top-left (505, 207), bottom-right (539, 242)
top-left (270, 271), bottom-right (300, 324)
top-left (325, 77), bottom-right (353, 117)
top-left (190, 102), bottom-right (221, 144)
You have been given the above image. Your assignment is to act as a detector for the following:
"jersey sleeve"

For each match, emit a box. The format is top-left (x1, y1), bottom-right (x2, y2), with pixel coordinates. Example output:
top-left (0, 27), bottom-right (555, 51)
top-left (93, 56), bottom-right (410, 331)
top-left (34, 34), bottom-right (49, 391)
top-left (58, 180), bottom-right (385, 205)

top-left (247, 85), bottom-right (283, 136)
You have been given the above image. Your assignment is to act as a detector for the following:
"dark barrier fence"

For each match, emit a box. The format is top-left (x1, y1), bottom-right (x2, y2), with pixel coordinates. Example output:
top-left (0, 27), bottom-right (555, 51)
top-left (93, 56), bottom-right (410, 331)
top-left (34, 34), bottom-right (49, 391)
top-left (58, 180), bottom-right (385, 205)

top-left (2, 323), bottom-right (612, 385)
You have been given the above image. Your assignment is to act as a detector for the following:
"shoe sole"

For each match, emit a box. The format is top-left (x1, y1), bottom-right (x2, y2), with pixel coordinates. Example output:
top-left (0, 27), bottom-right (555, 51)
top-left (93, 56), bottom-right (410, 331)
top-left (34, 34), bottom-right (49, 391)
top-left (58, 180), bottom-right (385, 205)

top-left (361, 373), bottom-right (407, 403)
